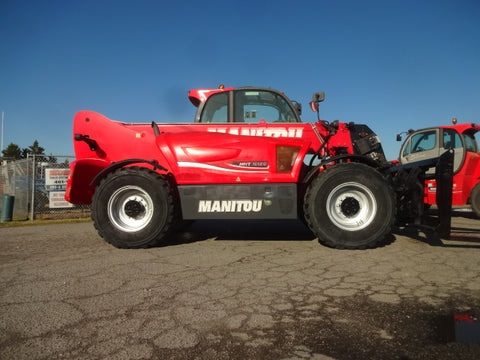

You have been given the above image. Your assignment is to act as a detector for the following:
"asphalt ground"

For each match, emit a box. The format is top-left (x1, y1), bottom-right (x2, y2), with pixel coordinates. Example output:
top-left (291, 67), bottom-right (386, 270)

top-left (1, 211), bottom-right (480, 360)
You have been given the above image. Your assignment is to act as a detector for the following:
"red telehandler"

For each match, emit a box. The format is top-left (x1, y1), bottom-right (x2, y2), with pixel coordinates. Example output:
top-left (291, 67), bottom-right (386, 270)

top-left (397, 119), bottom-right (480, 217)
top-left (66, 86), bottom-right (454, 249)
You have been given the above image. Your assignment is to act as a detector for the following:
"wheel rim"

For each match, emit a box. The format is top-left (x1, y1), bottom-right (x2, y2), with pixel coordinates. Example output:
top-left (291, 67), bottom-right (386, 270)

top-left (107, 185), bottom-right (154, 232)
top-left (326, 182), bottom-right (377, 231)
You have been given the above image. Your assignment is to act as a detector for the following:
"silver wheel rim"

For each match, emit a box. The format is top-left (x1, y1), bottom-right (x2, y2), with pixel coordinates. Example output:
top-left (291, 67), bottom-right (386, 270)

top-left (326, 182), bottom-right (377, 231)
top-left (107, 185), bottom-right (154, 232)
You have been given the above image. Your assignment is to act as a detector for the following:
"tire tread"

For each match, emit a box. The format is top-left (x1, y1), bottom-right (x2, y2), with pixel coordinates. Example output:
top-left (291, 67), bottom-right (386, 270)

top-left (91, 167), bottom-right (175, 248)
top-left (303, 163), bottom-right (395, 249)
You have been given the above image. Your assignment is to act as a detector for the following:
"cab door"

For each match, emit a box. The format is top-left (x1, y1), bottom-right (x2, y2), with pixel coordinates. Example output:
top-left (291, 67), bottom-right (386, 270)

top-left (441, 128), bottom-right (466, 174)
top-left (399, 127), bottom-right (466, 174)
top-left (399, 128), bottom-right (440, 165)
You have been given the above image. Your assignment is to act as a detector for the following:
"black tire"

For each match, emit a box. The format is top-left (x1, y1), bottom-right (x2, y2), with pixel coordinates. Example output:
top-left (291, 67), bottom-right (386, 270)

top-left (303, 163), bottom-right (396, 249)
top-left (92, 167), bottom-right (175, 248)
top-left (470, 183), bottom-right (480, 218)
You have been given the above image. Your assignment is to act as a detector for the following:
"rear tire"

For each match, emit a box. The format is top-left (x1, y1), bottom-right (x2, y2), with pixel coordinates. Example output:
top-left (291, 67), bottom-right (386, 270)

top-left (304, 163), bottom-right (395, 249)
top-left (92, 167), bottom-right (175, 248)
top-left (470, 183), bottom-right (480, 218)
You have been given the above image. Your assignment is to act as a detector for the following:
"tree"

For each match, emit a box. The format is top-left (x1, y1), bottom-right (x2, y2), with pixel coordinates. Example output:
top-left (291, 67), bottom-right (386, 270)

top-left (21, 148), bottom-right (29, 158)
top-left (1, 140), bottom-right (50, 161)
top-left (26, 140), bottom-right (45, 156)
top-left (23, 140), bottom-right (46, 161)
top-left (2, 143), bottom-right (22, 159)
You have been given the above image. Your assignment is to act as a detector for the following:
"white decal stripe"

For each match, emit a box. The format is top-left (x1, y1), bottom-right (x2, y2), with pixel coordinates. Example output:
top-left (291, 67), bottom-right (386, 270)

top-left (177, 161), bottom-right (269, 173)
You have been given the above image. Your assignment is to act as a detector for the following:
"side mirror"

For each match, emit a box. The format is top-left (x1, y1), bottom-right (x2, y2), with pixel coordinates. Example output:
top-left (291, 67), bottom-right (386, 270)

top-left (310, 92), bottom-right (325, 113)
top-left (397, 130), bottom-right (415, 141)
top-left (312, 92), bottom-right (325, 103)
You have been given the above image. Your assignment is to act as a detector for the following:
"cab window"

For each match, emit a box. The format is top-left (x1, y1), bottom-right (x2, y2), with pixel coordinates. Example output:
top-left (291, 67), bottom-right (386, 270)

top-left (199, 92), bottom-right (228, 123)
top-left (234, 90), bottom-right (297, 123)
top-left (464, 133), bottom-right (478, 153)
top-left (411, 130), bottom-right (436, 153)
top-left (402, 139), bottom-right (411, 157)
top-left (442, 129), bottom-right (462, 149)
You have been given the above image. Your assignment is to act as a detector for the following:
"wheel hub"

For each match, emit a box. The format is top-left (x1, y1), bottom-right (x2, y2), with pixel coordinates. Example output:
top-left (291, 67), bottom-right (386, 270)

top-left (326, 182), bottom-right (377, 231)
top-left (124, 199), bottom-right (146, 219)
top-left (107, 186), bottom-right (154, 232)
top-left (340, 196), bottom-right (360, 217)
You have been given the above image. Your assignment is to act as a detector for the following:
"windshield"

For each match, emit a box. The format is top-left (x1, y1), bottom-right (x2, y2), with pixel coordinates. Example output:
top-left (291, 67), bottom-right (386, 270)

top-left (198, 89), bottom-right (299, 123)
top-left (411, 130), bottom-right (437, 153)
top-left (199, 92), bottom-right (228, 123)
top-left (464, 133), bottom-right (479, 153)
top-left (234, 90), bottom-right (298, 123)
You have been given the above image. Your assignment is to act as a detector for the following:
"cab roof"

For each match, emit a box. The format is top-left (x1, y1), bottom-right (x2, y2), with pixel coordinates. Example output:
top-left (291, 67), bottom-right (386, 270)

top-left (188, 87), bottom-right (234, 107)
top-left (188, 86), bottom-right (288, 107)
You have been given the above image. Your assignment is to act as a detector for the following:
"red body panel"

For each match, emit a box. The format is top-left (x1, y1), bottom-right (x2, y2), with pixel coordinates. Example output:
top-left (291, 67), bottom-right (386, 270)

top-left (160, 130), bottom-right (311, 184)
top-left (425, 151), bottom-right (480, 206)
top-left (67, 111), bottom-right (335, 204)
top-left (65, 158), bottom-right (110, 204)
top-left (420, 123), bottom-right (480, 207)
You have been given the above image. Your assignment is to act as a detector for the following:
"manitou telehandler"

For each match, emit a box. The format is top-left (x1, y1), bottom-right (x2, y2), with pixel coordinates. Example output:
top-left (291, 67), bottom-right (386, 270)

top-left (66, 86), bottom-right (453, 249)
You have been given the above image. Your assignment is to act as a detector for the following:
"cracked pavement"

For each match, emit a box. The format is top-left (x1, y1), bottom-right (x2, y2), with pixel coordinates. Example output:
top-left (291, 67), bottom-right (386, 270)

top-left (1, 213), bottom-right (480, 359)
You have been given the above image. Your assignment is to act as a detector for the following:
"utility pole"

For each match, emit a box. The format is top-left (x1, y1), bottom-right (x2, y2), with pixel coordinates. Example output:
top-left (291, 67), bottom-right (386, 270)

top-left (1, 111), bottom-right (4, 153)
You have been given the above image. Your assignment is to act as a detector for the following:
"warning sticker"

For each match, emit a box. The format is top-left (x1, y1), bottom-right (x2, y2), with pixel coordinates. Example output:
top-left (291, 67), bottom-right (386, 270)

top-left (45, 168), bottom-right (70, 190)
top-left (49, 191), bottom-right (74, 208)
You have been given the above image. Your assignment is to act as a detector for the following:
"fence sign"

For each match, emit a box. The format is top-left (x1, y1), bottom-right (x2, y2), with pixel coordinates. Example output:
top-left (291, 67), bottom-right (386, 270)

top-left (46, 168), bottom-right (72, 208)
top-left (45, 168), bottom-right (69, 191)
top-left (49, 191), bottom-right (74, 208)
top-left (1, 156), bottom-right (87, 220)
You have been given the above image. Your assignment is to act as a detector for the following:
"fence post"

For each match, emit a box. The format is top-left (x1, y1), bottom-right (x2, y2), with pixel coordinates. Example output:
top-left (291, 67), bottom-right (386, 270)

top-left (30, 154), bottom-right (35, 220)
top-left (26, 156), bottom-right (30, 219)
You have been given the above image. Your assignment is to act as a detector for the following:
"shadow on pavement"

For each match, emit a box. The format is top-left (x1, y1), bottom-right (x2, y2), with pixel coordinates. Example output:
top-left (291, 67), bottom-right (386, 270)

top-left (172, 219), bottom-right (397, 250)
top-left (393, 208), bottom-right (480, 249)
top-left (179, 219), bottom-right (316, 242)
top-left (168, 209), bottom-right (479, 249)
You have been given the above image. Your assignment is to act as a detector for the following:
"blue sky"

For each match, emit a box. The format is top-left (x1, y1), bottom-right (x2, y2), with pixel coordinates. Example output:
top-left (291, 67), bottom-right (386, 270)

top-left (1, 0), bottom-right (479, 160)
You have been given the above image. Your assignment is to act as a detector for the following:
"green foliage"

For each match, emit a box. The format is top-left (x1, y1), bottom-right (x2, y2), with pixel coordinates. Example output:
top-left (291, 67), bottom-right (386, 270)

top-left (2, 140), bottom-right (53, 162)
top-left (27, 140), bottom-right (45, 155)
top-left (23, 140), bottom-right (47, 161)
top-left (2, 143), bottom-right (22, 159)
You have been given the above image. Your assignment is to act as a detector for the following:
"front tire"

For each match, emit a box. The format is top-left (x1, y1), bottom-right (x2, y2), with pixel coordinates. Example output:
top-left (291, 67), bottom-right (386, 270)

top-left (304, 163), bottom-right (395, 249)
top-left (92, 167), bottom-right (175, 248)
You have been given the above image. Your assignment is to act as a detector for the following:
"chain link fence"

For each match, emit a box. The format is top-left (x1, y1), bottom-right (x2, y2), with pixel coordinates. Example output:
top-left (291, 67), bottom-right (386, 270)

top-left (0, 155), bottom-right (90, 221)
